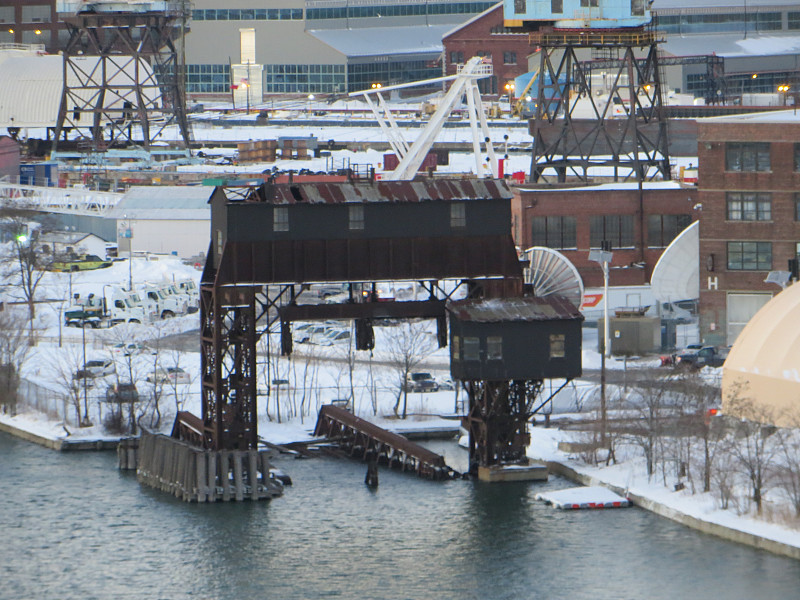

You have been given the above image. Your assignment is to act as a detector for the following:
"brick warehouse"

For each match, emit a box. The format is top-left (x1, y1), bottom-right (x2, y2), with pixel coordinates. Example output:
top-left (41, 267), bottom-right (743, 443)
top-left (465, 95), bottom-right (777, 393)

top-left (511, 182), bottom-right (698, 289)
top-left (442, 4), bottom-right (531, 99)
top-left (696, 111), bottom-right (800, 347)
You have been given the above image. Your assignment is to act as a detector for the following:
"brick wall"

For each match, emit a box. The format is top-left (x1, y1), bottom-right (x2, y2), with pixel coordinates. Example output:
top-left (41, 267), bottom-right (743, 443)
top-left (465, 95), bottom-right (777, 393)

top-left (513, 185), bottom-right (698, 288)
top-left (697, 118), bottom-right (800, 344)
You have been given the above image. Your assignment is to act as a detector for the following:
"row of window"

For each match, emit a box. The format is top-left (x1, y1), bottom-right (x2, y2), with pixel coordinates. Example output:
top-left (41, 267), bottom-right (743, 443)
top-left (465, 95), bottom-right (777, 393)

top-left (656, 12), bottom-right (783, 34)
top-left (727, 143), bottom-right (800, 173)
top-left (452, 334), bottom-right (566, 361)
top-left (306, 2), bottom-right (495, 20)
top-left (532, 214), bottom-right (692, 250)
top-left (192, 9), bottom-right (303, 21)
top-left (273, 203), bottom-right (468, 232)
top-left (0, 5), bottom-right (50, 24)
top-left (449, 51), bottom-right (517, 65)
top-left (727, 193), bottom-right (800, 222)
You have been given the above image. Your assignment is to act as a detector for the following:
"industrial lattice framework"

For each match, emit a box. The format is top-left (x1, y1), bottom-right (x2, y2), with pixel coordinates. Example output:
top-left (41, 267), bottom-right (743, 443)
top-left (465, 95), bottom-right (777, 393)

top-left (192, 180), bottom-right (554, 467)
top-left (528, 28), bottom-right (671, 184)
top-left (53, 8), bottom-right (191, 152)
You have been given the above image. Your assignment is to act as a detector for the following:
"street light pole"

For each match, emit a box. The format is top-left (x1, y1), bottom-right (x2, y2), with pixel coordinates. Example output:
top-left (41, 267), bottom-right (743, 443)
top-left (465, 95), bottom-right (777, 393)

top-left (590, 241), bottom-right (613, 446)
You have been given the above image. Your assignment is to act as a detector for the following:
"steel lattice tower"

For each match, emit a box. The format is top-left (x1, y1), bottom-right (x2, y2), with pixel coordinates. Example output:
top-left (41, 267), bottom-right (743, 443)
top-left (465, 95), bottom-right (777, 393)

top-left (52, 6), bottom-right (191, 152)
top-left (528, 28), bottom-right (671, 184)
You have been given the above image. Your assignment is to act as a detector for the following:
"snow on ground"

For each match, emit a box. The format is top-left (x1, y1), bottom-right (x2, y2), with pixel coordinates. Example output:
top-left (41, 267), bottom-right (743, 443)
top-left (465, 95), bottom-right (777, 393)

top-left (527, 426), bottom-right (800, 549)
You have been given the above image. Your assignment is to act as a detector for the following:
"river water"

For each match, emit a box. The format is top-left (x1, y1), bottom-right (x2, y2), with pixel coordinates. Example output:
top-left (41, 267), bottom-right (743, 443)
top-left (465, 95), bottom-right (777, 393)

top-left (2, 433), bottom-right (799, 600)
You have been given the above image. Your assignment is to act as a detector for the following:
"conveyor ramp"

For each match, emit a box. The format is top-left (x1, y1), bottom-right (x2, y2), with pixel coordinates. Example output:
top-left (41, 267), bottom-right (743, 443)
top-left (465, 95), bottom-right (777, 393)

top-left (313, 404), bottom-right (454, 480)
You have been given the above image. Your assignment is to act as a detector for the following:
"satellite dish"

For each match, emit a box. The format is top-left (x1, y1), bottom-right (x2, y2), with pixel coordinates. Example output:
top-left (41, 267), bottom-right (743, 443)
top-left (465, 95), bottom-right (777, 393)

top-left (651, 221), bottom-right (699, 303)
top-left (523, 246), bottom-right (584, 309)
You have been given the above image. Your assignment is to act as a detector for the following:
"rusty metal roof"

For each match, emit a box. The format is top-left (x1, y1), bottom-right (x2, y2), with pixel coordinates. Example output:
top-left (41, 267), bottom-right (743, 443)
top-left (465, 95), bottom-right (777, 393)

top-left (238, 179), bottom-right (512, 205)
top-left (447, 296), bottom-right (583, 322)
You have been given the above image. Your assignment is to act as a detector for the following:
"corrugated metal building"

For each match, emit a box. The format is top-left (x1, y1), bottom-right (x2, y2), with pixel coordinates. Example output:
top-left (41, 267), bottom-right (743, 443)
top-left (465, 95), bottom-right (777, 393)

top-left (106, 186), bottom-right (213, 258)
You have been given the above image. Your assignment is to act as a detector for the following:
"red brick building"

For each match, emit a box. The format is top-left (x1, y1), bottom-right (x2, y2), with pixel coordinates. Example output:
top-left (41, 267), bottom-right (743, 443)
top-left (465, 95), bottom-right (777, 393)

top-left (0, 1), bottom-right (62, 51)
top-left (511, 183), bottom-right (698, 288)
top-left (696, 112), bottom-right (800, 346)
top-left (442, 4), bottom-right (531, 99)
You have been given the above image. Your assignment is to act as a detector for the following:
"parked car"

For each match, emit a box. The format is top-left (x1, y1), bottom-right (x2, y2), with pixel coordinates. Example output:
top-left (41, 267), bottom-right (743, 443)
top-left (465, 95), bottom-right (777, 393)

top-left (675, 346), bottom-right (729, 370)
top-left (312, 329), bottom-right (351, 346)
top-left (112, 342), bottom-right (154, 356)
top-left (106, 382), bottom-right (139, 403)
top-left (146, 367), bottom-right (190, 384)
top-left (405, 372), bottom-right (439, 393)
top-left (74, 359), bottom-right (115, 380)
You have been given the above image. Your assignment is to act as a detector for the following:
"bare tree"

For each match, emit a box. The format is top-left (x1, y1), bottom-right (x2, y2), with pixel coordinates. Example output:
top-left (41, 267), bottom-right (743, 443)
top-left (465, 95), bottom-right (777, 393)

top-left (54, 345), bottom-right (90, 425)
top-left (726, 392), bottom-right (782, 514)
top-left (0, 215), bottom-right (52, 328)
top-left (775, 428), bottom-right (800, 517)
top-left (0, 307), bottom-right (33, 416)
top-left (383, 321), bottom-right (438, 419)
top-left (624, 373), bottom-right (671, 479)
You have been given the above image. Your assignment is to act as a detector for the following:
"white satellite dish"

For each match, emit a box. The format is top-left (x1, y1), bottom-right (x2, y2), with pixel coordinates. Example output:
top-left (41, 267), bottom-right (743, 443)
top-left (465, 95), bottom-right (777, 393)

top-left (651, 221), bottom-right (699, 303)
top-left (523, 246), bottom-right (585, 309)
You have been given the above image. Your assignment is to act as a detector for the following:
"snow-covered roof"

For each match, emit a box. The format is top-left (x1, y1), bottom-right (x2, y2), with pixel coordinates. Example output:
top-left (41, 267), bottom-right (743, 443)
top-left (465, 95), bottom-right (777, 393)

top-left (442, 2), bottom-right (503, 41)
top-left (518, 181), bottom-right (683, 193)
top-left (307, 25), bottom-right (451, 58)
top-left (661, 33), bottom-right (800, 59)
top-left (106, 186), bottom-right (214, 220)
top-left (697, 109), bottom-right (800, 124)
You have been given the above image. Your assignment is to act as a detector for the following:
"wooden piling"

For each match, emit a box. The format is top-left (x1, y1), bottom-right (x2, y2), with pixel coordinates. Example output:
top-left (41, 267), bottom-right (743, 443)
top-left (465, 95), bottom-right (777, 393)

top-left (135, 432), bottom-right (284, 502)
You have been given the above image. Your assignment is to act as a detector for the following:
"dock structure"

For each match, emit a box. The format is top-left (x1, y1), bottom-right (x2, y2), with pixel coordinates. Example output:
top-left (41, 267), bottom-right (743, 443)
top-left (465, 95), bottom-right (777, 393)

top-left (536, 486), bottom-right (631, 510)
top-left (136, 431), bottom-right (284, 502)
top-left (313, 404), bottom-right (454, 480)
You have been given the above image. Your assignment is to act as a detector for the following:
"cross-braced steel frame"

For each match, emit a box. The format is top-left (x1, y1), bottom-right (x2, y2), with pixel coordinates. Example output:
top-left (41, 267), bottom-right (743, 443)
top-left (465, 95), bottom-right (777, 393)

top-left (528, 28), bottom-right (671, 184)
top-left (53, 10), bottom-right (191, 152)
top-left (463, 380), bottom-right (544, 471)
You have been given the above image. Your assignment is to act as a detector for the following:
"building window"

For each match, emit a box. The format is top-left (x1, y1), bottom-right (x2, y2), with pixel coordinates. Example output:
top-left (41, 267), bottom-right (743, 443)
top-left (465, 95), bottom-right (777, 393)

top-left (487, 336), bottom-right (502, 360)
top-left (21, 5), bottom-right (51, 23)
top-left (348, 204), bottom-right (364, 230)
top-left (463, 337), bottom-right (480, 361)
top-left (580, 0), bottom-right (599, 7)
top-left (590, 215), bottom-right (634, 248)
top-left (796, 194), bottom-right (800, 220)
top-left (727, 241), bottom-right (772, 271)
top-left (795, 144), bottom-right (800, 171)
top-left (451, 203), bottom-right (466, 228)
top-left (551, 0), bottom-right (563, 14)
top-left (503, 52), bottom-right (517, 65)
top-left (647, 214), bottom-right (692, 248)
top-left (726, 193), bottom-right (771, 221)
top-left (531, 216), bottom-right (576, 249)
top-left (514, 0), bottom-right (526, 14)
top-left (450, 51), bottom-right (464, 64)
top-left (725, 142), bottom-right (770, 172)
top-left (549, 334), bottom-right (565, 358)
top-left (273, 207), bottom-right (289, 232)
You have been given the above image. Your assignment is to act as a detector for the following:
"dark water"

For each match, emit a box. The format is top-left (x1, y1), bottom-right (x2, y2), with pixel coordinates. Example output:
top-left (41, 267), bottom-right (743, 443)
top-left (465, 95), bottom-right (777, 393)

top-left (2, 433), bottom-right (799, 600)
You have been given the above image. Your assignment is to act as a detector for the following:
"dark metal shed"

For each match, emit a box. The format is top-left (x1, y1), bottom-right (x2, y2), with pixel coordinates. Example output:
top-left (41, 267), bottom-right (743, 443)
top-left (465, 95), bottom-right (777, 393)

top-left (447, 295), bottom-right (583, 381)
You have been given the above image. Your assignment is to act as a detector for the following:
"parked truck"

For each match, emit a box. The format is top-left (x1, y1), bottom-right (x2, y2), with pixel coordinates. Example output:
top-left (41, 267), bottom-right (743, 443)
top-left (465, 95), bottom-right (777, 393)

top-left (64, 289), bottom-right (157, 328)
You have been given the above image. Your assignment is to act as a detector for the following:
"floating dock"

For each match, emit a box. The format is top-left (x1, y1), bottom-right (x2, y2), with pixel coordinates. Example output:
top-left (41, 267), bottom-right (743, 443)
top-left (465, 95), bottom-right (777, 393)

top-left (536, 486), bottom-right (631, 509)
top-left (313, 404), bottom-right (454, 480)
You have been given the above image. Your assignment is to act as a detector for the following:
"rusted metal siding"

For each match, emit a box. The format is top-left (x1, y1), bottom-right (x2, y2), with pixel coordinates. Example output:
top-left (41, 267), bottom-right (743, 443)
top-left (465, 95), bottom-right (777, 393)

top-left (216, 235), bottom-right (522, 285)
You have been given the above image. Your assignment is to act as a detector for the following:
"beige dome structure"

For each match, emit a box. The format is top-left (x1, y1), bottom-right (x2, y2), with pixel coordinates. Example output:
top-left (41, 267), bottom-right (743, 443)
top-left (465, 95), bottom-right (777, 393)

top-left (722, 282), bottom-right (800, 426)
